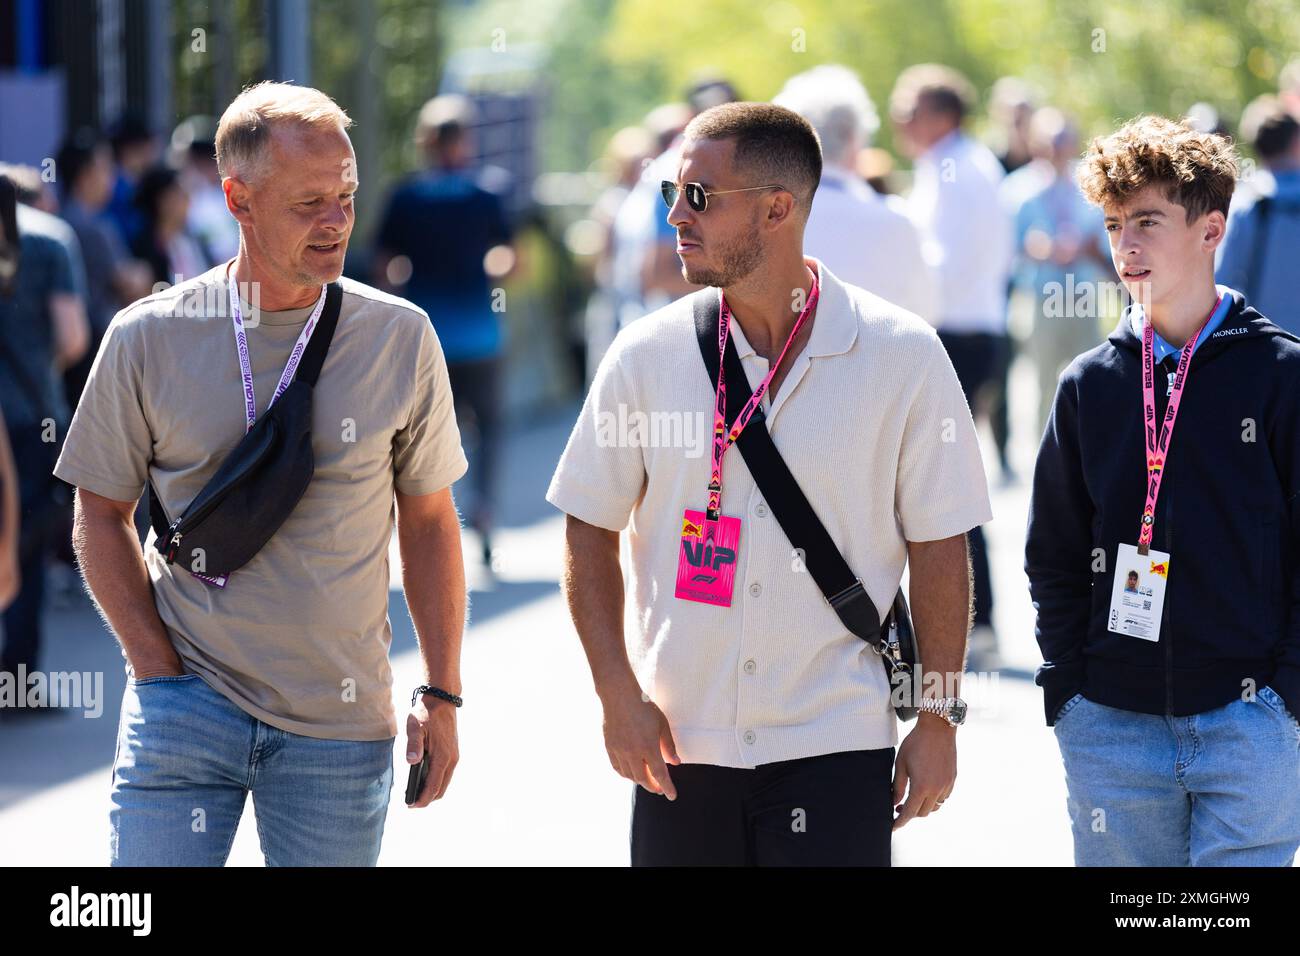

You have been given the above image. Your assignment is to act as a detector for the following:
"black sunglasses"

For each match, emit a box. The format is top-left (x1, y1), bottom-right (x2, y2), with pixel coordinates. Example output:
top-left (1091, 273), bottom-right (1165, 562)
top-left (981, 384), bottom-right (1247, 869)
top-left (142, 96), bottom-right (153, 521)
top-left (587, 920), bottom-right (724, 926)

top-left (661, 180), bottom-right (786, 213)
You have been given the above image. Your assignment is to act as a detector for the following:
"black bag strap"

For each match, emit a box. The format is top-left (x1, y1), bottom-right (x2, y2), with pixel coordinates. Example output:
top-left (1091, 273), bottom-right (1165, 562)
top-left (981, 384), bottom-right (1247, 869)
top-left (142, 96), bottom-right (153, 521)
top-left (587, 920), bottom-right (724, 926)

top-left (148, 475), bottom-right (170, 539)
top-left (147, 280), bottom-right (344, 536)
top-left (295, 281), bottom-right (344, 387)
top-left (690, 289), bottom-right (886, 647)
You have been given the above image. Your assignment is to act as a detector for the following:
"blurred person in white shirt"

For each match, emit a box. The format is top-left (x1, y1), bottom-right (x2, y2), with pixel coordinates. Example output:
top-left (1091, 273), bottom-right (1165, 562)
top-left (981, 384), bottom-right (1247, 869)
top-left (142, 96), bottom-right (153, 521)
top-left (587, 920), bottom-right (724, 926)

top-left (892, 65), bottom-right (1013, 338)
top-left (891, 64), bottom-right (1014, 668)
top-left (585, 125), bottom-right (657, 383)
top-left (988, 77), bottom-right (1036, 175)
top-left (774, 64), bottom-right (936, 320)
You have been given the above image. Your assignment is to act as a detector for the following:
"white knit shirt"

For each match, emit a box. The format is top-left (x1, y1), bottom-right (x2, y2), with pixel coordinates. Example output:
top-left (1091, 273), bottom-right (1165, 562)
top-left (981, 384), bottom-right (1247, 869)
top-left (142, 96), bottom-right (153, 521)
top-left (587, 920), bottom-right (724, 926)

top-left (546, 258), bottom-right (992, 768)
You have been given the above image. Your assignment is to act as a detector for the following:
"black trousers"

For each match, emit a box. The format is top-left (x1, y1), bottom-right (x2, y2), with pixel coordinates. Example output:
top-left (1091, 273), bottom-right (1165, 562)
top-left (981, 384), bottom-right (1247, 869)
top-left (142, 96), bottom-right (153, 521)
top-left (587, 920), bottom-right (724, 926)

top-left (936, 330), bottom-right (1000, 628)
top-left (445, 355), bottom-right (502, 528)
top-left (631, 748), bottom-right (895, 866)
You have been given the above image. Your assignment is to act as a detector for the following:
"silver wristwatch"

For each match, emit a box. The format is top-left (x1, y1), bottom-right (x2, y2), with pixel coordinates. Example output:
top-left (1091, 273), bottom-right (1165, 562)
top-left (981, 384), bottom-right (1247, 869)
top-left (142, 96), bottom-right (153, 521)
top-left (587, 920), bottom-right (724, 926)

top-left (917, 696), bottom-right (967, 727)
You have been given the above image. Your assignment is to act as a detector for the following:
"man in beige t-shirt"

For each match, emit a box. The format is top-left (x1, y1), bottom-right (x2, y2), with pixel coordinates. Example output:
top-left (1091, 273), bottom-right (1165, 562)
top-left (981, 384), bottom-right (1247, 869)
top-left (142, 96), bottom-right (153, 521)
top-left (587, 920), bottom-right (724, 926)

top-left (55, 83), bottom-right (469, 866)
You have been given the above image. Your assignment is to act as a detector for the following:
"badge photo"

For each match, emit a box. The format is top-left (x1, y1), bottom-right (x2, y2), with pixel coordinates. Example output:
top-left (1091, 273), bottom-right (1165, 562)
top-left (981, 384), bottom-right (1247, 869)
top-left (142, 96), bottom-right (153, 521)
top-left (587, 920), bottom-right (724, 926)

top-left (1107, 542), bottom-right (1170, 642)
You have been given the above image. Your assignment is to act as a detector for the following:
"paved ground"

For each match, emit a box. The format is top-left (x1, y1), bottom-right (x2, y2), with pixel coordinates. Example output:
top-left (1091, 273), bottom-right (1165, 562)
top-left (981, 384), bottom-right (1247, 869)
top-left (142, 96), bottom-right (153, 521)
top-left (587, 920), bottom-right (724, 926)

top-left (0, 358), bottom-right (1077, 866)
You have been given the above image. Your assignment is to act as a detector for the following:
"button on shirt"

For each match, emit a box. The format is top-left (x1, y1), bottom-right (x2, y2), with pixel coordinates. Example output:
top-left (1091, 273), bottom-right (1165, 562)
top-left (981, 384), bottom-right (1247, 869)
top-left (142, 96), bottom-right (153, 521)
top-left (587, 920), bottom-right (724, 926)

top-left (546, 258), bottom-right (993, 768)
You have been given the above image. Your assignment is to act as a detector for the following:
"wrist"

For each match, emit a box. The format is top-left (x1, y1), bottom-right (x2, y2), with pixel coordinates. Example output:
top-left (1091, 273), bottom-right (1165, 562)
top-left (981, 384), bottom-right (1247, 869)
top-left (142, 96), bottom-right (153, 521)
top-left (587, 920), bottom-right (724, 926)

top-left (419, 680), bottom-right (461, 698)
top-left (918, 711), bottom-right (957, 730)
top-left (916, 696), bottom-right (967, 727)
top-left (594, 668), bottom-right (641, 707)
top-left (129, 651), bottom-right (183, 677)
top-left (130, 662), bottom-right (184, 679)
top-left (412, 684), bottom-right (462, 708)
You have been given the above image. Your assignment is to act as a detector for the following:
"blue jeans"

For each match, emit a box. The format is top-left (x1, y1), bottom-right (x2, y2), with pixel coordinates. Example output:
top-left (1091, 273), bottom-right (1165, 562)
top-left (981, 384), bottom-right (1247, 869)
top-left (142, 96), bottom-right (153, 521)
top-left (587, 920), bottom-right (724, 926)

top-left (110, 673), bottom-right (395, 866)
top-left (1053, 686), bottom-right (1300, 866)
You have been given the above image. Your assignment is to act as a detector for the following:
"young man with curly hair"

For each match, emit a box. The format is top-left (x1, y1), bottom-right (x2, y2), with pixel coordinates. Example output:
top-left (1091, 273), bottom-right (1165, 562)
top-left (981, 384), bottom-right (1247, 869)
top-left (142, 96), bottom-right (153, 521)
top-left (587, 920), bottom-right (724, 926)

top-left (1026, 114), bottom-right (1300, 866)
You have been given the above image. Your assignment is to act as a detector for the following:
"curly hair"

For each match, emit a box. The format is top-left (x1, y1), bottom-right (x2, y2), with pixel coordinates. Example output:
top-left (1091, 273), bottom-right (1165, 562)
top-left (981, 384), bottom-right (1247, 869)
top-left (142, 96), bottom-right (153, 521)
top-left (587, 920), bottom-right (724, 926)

top-left (1076, 114), bottom-right (1238, 223)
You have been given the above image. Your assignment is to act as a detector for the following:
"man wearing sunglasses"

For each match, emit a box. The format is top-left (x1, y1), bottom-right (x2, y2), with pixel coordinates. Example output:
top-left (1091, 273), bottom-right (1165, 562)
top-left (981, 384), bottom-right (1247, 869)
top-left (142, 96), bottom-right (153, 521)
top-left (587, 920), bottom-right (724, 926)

top-left (548, 102), bottom-right (991, 866)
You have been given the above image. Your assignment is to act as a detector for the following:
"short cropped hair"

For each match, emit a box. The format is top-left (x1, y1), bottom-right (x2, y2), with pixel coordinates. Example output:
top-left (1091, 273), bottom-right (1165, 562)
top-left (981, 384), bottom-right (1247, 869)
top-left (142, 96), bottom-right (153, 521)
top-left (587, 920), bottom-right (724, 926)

top-left (216, 82), bottom-right (352, 182)
top-left (415, 93), bottom-right (477, 155)
top-left (1240, 94), bottom-right (1300, 162)
top-left (890, 64), bottom-right (977, 125)
top-left (1076, 114), bottom-right (1238, 223)
top-left (683, 102), bottom-right (822, 214)
top-left (55, 128), bottom-right (105, 198)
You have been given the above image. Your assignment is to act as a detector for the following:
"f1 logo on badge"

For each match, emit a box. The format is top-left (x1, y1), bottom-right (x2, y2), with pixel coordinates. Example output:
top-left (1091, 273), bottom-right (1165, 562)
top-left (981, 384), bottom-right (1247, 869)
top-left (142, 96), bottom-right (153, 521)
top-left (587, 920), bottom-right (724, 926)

top-left (682, 540), bottom-right (736, 583)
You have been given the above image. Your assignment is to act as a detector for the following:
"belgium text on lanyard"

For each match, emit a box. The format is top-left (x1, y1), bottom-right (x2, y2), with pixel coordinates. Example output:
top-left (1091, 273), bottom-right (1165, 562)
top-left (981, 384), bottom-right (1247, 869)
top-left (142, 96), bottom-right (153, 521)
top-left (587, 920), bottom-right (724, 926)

top-left (187, 278), bottom-right (328, 589)
top-left (1106, 295), bottom-right (1220, 641)
top-left (674, 266), bottom-right (821, 607)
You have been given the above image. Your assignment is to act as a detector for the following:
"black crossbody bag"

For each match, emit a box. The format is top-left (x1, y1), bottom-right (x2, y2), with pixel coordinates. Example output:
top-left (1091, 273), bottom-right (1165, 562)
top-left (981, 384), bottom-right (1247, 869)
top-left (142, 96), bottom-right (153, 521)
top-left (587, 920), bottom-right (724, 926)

top-left (692, 290), bottom-right (920, 721)
top-left (147, 281), bottom-right (343, 581)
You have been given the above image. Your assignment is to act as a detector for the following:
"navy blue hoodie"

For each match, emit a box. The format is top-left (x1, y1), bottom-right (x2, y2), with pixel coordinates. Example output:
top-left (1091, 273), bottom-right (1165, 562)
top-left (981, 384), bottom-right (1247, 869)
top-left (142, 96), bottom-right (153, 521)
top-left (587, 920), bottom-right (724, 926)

top-left (1026, 288), bottom-right (1300, 725)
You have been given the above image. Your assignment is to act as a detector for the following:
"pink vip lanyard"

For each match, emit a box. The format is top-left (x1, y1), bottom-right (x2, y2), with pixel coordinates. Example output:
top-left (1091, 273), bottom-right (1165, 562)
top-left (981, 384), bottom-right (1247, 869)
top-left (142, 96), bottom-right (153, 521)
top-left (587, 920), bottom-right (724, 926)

top-left (705, 267), bottom-right (821, 532)
top-left (227, 274), bottom-right (327, 433)
top-left (1137, 295), bottom-right (1221, 553)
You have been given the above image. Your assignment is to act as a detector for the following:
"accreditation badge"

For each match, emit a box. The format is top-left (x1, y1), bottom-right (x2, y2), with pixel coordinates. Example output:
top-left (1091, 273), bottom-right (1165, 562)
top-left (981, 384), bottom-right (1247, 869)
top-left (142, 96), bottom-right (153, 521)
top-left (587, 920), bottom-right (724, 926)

top-left (674, 509), bottom-right (742, 607)
top-left (1107, 543), bottom-right (1171, 642)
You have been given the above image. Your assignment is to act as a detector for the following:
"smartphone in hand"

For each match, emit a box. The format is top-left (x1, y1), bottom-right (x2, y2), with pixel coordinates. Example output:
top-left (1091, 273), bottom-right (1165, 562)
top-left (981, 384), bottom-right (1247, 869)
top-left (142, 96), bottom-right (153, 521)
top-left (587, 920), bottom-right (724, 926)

top-left (405, 752), bottom-right (430, 805)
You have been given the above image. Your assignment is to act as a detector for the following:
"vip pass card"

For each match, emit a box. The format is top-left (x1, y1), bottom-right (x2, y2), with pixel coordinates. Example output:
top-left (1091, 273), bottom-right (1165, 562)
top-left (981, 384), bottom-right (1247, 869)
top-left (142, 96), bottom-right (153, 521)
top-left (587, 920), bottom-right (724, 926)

top-left (1107, 543), bottom-right (1170, 642)
top-left (675, 509), bottom-right (741, 607)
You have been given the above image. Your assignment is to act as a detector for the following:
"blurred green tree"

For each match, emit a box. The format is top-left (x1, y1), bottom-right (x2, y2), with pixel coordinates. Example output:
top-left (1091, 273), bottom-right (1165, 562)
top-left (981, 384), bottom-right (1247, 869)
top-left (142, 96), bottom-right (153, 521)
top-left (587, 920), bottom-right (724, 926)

top-left (535, 0), bottom-right (1300, 168)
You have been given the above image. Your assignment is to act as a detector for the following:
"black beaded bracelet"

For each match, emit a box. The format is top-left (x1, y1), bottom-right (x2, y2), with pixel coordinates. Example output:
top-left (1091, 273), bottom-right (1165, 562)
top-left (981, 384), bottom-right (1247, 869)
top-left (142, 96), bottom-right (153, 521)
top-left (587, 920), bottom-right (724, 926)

top-left (412, 684), bottom-right (463, 708)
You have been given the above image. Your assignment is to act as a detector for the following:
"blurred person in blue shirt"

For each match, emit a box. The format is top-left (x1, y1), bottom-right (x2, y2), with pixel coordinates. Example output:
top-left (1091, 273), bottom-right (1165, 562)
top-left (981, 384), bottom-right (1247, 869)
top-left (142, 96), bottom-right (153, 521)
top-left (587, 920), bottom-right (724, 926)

top-left (375, 94), bottom-right (515, 569)
top-left (609, 79), bottom-right (738, 333)
top-left (55, 130), bottom-right (154, 409)
top-left (1217, 95), bottom-right (1300, 334)
top-left (607, 104), bottom-right (692, 337)
top-left (105, 114), bottom-right (162, 250)
top-left (0, 404), bottom-right (18, 613)
top-left (1009, 108), bottom-right (1111, 435)
top-left (0, 173), bottom-right (89, 692)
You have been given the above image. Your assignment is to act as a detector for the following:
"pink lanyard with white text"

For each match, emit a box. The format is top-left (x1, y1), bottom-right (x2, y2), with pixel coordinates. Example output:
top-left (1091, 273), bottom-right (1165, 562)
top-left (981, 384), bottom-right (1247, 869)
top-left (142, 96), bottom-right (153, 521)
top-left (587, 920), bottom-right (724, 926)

top-left (705, 267), bottom-right (821, 534)
top-left (1137, 295), bottom-right (1221, 554)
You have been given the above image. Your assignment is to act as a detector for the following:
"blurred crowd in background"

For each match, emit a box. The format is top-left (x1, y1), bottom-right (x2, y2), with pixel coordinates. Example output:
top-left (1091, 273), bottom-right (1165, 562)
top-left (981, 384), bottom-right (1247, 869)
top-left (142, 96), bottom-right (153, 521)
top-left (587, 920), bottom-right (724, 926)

top-left (4, 48), bottom-right (1300, 703)
top-left (574, 60), bottom-right (1300, 666)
